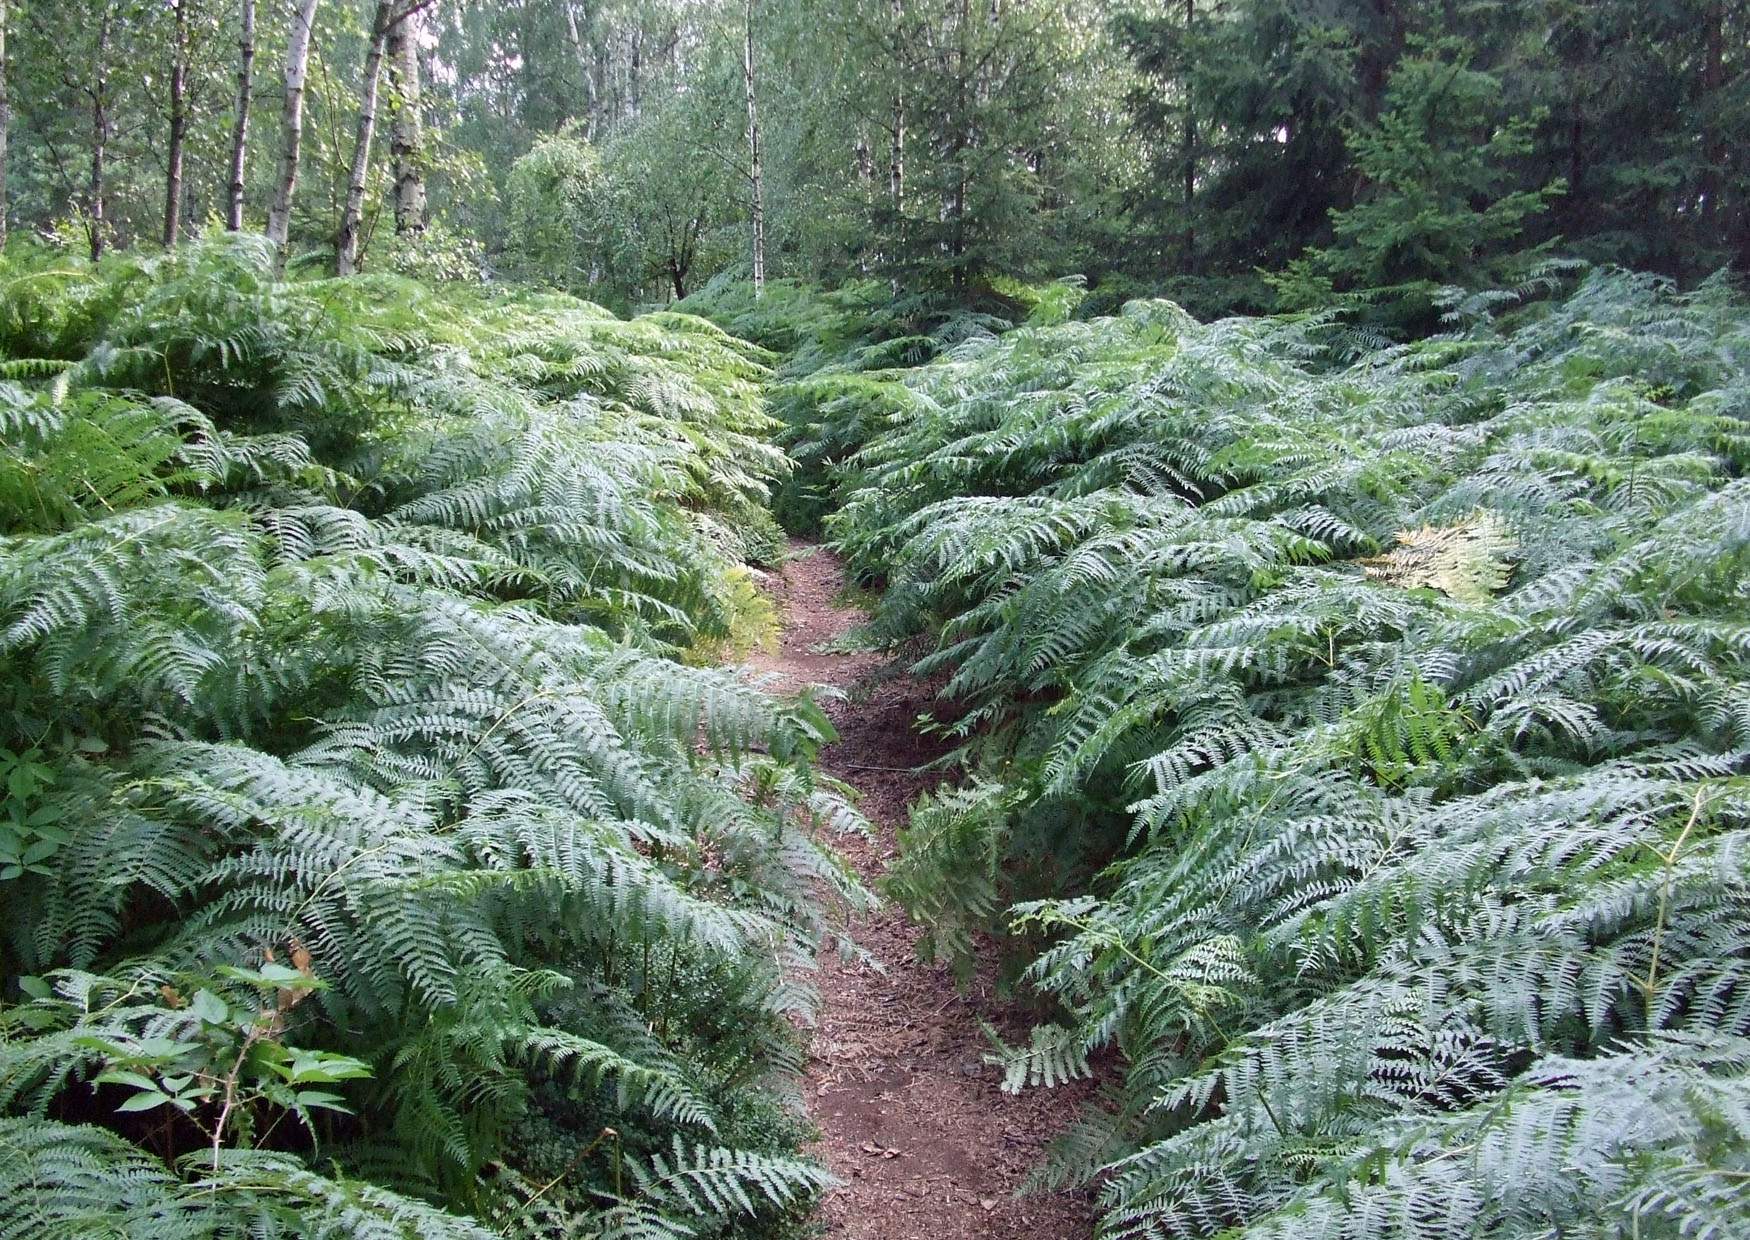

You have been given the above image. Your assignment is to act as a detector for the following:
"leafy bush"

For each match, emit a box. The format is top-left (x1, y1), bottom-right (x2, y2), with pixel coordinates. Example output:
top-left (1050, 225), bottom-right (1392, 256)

top-left (831, 268), bottom-right (1750, 1238)
top-left (0, 234), bottom-right (864, 1238)
top-left (500, 125), bottom-right (603, 296)
top-left (678, 276), bottom-right (1018, 535)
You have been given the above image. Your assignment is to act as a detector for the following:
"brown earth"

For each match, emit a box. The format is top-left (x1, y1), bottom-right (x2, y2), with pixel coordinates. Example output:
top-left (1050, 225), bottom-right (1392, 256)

top-left (745, 541), bottom-right (1097, 1240)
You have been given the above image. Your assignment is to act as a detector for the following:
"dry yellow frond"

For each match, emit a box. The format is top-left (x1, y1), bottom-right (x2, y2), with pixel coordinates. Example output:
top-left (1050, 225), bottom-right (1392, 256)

top-left (1362, 511), bottom-right (1516, 603)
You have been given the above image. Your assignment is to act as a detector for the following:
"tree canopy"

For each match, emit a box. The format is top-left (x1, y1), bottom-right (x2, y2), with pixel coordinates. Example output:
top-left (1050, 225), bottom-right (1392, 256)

top-left (3, 0), bottom-right (1739, 311)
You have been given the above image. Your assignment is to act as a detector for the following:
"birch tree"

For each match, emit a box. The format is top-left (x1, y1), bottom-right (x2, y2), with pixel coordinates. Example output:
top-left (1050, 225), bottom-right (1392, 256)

top-left (337, 1), bottom-right (394, 273)
top-left (742, 0), bottom-right (764, 295)
top-left (224, 0), bottom-right (253, 231)
top-left (264, 0), bottom-right (319, 256)
top-left (161, 0), bottom-right (190, 246)
top-left (387, 6), bottom-right (425, 235)
top-left (0, 0), bottom-right (9, 249)
top-left (337, 0), bottom-right (434, 272)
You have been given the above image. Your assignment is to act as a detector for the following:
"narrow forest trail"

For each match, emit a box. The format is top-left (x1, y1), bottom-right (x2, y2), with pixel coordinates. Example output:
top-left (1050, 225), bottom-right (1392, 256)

top-left (745, 541), bottom-right (1097, 1240)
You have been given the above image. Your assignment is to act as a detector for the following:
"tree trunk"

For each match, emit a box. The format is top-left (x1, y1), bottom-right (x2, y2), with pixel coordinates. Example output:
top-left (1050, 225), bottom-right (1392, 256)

top-left (388, 9), bottom-right (425, 234)
top-left (629, 31), bottom-right (642, 117)
top-left (0, 0), bottom-right (10, 249)
top-left (562, 2), bottom-right (598, 139)
top-left (1180, 0), bottom-right (1195, 270)
top-left (87, 5), bottom-right (112, 260)
top-left (226, 0), bottom-right (255, 231)
top-left (743, 0), bottom-right (765, 296)
top-left (888, 0), bottom-right (904, 210)
top-left (266, 0), bottom-right (320, 256)
top-left (1700, 1), bottom-right (1723, 228)
top-left (948, 0), bottom-right (969, 283)
top-left (162, 0), bottom-right (189, 247)
top-left (1358, 0), bottom-right (1403, 122)
top-left (591, 46), bottom-right (607, 134)
top-left (336, 0), bottom-right (394, 274)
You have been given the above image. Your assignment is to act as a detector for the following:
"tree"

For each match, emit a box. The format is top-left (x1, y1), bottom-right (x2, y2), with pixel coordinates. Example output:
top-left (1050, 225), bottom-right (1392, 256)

top-left (338, 0), bottom-right (432, 274)
top-left (265, 0), bottom-right (319, 257)
top-left (86, 1), bottom-right (114, 259)
top-left (742, 0), bottom-right (764, 295)
top-left (387, 3), bottom-right (425, 235)
top-left (887, 0), bottom-right (903, 211)
top-left (1270, 41), bottom-right (1564, 328)
top-left (161, 0), bottom-right (191, 245)
top-left (0, 0), bottom-right (9, 249)
top-left (499, 123), bottom-right (600, 292)
top-left (1115, 0), bottom-right (1209, 273)
top-left (224, 0), bottom-right (253, 231)
top-left (780, 0), bottom-right (1124, 291)
top-left (1118, 0), bottom-right (1747, 309)
top-left (597, 93), bottom-right (739, 302)
top-left (222, 0), bottom-right (253, 229)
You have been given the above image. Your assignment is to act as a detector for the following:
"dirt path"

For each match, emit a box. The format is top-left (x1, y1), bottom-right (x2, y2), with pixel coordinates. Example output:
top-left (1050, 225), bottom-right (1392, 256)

top-left (746, 541), bottom-right (1096, 1240)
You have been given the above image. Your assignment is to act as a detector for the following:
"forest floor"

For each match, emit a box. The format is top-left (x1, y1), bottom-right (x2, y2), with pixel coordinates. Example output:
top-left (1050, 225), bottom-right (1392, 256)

top-left (745, 540), bottom-right (1097, 1240)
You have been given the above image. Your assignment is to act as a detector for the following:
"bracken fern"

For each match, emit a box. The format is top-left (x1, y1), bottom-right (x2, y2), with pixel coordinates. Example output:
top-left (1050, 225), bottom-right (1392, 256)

top-left (833, 267), bottom-right (1750, 1239)
top-left (0, 234), bottom-right (865, 1238)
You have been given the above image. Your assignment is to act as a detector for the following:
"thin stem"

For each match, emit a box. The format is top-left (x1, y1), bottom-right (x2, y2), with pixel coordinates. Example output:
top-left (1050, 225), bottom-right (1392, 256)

top-left (1641, 785), bottom-right (1709, 1025)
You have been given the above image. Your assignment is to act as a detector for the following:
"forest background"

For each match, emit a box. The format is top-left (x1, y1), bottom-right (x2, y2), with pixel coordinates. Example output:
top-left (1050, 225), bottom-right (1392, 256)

top-left (4, 0), bottom-right (1744, 327)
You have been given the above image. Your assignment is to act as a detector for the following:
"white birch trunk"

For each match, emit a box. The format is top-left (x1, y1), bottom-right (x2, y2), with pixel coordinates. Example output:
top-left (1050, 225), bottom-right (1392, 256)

top-left (336, 0), bottom-right (395, 274)
top-left (743, 0), bottom-right (765, 296)
top-left (225, 0), bottom-right (255, 231)
top-left (265, 0), bottom-right (320, 256)
top-left (388, 9), bottom-right (425, 234)
top-left (0, 0), bottom-right (9, 249)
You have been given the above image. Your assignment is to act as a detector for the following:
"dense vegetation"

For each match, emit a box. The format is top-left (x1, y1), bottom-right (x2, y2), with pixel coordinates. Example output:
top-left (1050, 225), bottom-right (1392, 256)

top-left (5, 1), bottom-right (1750, 1237)
top-left (812, 268), bottom-right (1750, 1238)
top-left (5, 2), bottom-right (1744, 313)
top-left (0, 235), bottom-right (865, 1237)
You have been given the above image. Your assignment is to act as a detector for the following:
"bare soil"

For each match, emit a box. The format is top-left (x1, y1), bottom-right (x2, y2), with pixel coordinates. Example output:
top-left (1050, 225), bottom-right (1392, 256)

top-left (745, 541), bottom-right (1096, 1240)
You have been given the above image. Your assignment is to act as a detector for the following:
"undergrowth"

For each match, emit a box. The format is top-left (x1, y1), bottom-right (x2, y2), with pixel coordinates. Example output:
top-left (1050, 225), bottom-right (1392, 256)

top-left (0, 234), bottom-right (867, 1238)
top-left (679, 275), bottom-right (1078, 536)
top-left (827, 267), bottom-right (1750, 1239)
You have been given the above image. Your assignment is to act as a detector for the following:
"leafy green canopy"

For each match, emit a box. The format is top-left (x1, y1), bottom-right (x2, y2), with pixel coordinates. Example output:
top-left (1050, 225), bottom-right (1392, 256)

top-left (831, 268), bottom-right (1750, 1239)
top-left (0, 233), bottom-right (865, 1239)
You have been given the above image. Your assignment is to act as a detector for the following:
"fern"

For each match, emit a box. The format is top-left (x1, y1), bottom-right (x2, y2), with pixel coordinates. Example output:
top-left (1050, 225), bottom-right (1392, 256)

top-left (0, 237), bottom-right (854, 1236)
top-left (829, 266), bottom-right (1750, 1238)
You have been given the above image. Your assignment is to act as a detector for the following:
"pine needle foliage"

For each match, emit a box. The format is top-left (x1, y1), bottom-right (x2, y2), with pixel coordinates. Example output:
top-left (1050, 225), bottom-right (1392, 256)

top-left (829, 267), bottom-right (1750, 1238)
top-left (0, 234), bottom-right (867, 1237)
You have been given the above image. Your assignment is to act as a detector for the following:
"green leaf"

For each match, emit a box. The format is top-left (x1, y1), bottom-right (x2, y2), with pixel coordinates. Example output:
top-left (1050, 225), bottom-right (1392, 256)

top-left (94, 1071), bottom-right (162, 1093)
top-left (116, 1090), bottom-right (173, 1113)
top-left (285, 1052), bottom-right (373, 1084)
top-left (190, 989), bottom-right (228, 1025)
top-left (294, 1090), bottom-right (353, 1113)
